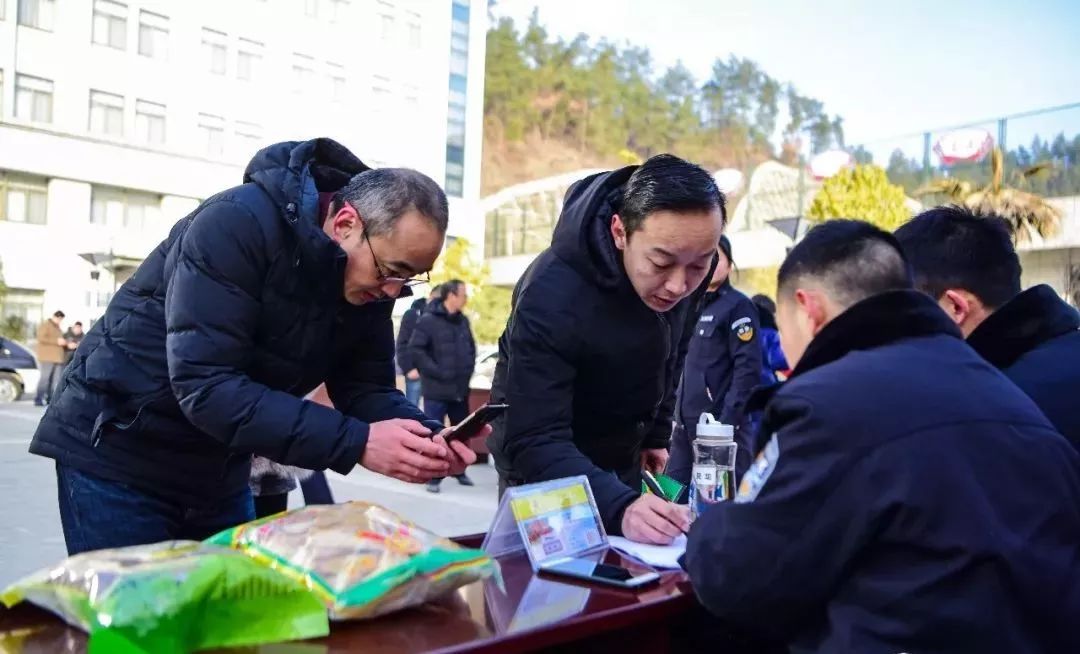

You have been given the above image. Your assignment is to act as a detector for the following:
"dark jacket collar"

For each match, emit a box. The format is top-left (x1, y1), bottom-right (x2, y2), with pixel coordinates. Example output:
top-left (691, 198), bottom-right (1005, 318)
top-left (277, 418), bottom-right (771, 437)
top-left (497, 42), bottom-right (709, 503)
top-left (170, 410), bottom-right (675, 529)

top-left (967, 285), bottom-right (1080, 370)
top-left (748, 290), bottom-right (961, 412)
top-left (243, 139), bottom-right (369, 295)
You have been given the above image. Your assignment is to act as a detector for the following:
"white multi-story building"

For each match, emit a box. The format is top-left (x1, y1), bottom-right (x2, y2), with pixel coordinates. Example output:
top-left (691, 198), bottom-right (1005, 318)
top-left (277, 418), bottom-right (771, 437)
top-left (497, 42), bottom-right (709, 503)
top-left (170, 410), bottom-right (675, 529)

top-left (0, 0), bottom-right (486, 335)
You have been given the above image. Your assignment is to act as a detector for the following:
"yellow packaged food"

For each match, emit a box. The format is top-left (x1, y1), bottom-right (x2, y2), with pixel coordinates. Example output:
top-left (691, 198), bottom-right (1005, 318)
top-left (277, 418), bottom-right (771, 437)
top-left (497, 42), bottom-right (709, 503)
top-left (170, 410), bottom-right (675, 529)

top-left (207, 502), bottom-right (499, 620)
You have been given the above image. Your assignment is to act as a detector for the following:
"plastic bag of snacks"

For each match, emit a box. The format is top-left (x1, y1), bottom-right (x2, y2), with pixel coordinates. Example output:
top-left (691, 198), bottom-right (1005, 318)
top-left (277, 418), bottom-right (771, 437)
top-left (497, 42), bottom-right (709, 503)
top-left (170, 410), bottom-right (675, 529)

top-left (207, 502), bottom-right (500, 620)
top-left (0, 541), bottom-right (328, 654)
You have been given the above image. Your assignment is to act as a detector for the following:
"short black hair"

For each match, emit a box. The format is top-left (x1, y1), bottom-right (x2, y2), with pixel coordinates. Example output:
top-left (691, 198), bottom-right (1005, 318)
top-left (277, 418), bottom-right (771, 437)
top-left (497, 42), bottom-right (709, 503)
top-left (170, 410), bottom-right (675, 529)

top-left (778, 220), bottom-right (913, 308)
top-left (894, 205), bottom-right (1021, 309)
top-left (620, 154), bottom-right (725, 236)
top-left (74, 321), bottom-right (83, 327)
top-left (438, 279), bottom-right (465, 301)
top-left (53, 310), bottom-right (65, 319)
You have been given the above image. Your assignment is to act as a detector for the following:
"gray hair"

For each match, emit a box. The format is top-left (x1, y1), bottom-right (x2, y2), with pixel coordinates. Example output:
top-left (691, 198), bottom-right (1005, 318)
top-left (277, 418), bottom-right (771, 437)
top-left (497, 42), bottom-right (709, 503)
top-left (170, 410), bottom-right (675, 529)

top-left (332, 168), bottom-right (449, 236)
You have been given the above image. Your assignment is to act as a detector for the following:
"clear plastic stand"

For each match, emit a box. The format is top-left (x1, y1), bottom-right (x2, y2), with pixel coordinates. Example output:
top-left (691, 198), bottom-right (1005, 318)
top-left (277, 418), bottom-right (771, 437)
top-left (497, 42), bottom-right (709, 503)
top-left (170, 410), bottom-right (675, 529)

top-left (481, 475), bottom-right (608, 572)
top-left (481, 492), bottom-right (526, 559)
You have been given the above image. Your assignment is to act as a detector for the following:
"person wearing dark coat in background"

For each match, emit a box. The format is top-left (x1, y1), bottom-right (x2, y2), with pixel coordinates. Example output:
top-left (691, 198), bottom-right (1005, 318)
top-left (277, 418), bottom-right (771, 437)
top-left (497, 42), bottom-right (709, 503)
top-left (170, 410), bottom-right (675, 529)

top-left (750, 294), bottom-right (788, 384)
top-left (896, 205), bottom-right (1080, 453)
top-left (488, 155), bottom-right (724, 545)
top-left (396, 290), bottom-right (437, 406)
top-left (669, 234), bottom-right (762, 486)
top-left (409, 279), bottom-right (477, 492)
top-left (29, 139), bottom-right (477, 554)
top-left (62, 322), bottom-right (85, 367)
top-left (684, 220), bottom-right (1080, 654)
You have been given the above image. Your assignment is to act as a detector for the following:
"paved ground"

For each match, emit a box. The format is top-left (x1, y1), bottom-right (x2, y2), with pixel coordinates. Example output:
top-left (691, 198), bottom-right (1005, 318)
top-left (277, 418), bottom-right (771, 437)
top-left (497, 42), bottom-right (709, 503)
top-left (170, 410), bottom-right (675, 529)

top-left (0, 400), bottom-right (498, 588)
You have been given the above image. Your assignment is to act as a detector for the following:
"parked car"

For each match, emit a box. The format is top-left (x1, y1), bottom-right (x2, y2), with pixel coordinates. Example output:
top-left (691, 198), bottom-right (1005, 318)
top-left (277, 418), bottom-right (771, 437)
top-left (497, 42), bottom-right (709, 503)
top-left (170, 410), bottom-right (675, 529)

top-left (0, 337), bottom-right (39, 403)
top-left (469, 346), bottom-right (498, 391)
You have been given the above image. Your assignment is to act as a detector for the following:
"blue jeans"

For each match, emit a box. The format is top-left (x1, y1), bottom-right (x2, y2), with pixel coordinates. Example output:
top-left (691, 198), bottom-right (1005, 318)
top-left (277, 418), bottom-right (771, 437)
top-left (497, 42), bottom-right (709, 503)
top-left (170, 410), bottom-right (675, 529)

top-left (404, 377), bottom-right (421, 406)
top-left (35, 362), bottom-right (63, 404)
top-left (56, 464), bottom-right (254, 555)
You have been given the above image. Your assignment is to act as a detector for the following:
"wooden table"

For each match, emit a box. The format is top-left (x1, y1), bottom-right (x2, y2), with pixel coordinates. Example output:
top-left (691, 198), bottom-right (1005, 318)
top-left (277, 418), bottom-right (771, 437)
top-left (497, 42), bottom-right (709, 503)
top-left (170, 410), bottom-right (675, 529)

top-left (0, 535), bottom-right (718, 654)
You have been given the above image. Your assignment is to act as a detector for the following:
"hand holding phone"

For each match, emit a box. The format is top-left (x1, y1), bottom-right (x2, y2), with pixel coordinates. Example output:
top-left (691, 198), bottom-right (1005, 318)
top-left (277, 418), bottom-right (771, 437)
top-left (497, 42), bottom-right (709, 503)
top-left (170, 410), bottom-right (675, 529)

top-left (444, 403), bottom-right (509, 443)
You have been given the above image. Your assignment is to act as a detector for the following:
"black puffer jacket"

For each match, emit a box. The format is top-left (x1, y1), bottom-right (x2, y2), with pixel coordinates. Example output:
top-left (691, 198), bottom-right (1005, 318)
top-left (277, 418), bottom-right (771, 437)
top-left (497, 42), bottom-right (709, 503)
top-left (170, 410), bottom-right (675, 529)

top-left (966, 284), bottom-right (1080, 453)
top-left (30, 139), bottom-right (442, 505)
top-left (487, 167), bottom-right (710, 533)
top-left (409, 300), bottom-right (476, 401)
top-left (395, 298), bottom-right (427, 374)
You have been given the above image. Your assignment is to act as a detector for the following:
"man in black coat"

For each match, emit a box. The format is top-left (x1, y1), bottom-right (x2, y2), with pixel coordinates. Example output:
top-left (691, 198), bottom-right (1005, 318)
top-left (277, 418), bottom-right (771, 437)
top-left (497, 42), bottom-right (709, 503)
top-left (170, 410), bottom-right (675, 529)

top-left (895, 205), bottom-right (1080, 453)
top-left (410, 279), bottom-right (477, 492)
top-left (684, 220), bottom-right (1080, 654)
top-left (488, 154), bottom-right (724, 544)
top-left (669, 234), bottom-right (762, 486)
top-left (30, 139), bottom-right (476, 555)
top-left (396, 291), bottom-right (435, 406)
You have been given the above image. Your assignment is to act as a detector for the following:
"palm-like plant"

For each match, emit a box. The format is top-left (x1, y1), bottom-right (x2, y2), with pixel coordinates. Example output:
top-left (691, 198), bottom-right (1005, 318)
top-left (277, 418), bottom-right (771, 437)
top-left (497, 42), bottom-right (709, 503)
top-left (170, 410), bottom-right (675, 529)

top-left (916, 148), bottom-right (1062, 242)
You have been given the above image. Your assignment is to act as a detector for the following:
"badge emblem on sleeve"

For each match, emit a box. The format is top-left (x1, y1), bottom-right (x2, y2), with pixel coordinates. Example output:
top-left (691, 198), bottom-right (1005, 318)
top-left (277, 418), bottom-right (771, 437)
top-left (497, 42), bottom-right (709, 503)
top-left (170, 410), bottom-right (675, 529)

top-left (732, 316), bottom-right (754, 342)
top-left (736, 433), bottom-right (780, 503)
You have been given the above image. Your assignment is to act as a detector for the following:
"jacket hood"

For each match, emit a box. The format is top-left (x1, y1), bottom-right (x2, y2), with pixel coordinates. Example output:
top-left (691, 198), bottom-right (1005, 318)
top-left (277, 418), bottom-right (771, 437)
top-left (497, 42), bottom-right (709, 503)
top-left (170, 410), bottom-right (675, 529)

top-left (243, 139), bottom-right (369, 285)
top-left (967, 285), bottom-right (1080, 370)
top-left (410, 298), bottom-right (428, 312)
top-left (550, 167), bottom-right (637, 291)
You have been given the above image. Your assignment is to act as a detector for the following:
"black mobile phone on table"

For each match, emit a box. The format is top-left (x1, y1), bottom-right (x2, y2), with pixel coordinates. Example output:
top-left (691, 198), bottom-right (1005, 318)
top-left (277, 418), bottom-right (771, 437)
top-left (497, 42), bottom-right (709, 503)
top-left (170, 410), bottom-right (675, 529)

top-left (444, 403), bottom-right (509, 443)
top-left (540, 557), bottom-right (661, 589)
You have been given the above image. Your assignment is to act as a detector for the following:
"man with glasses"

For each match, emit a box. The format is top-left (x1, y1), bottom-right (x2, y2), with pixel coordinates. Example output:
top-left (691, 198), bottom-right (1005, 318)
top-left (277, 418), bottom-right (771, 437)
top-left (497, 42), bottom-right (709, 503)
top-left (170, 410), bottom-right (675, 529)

top-left (31, 138), bottom-right (477, 554)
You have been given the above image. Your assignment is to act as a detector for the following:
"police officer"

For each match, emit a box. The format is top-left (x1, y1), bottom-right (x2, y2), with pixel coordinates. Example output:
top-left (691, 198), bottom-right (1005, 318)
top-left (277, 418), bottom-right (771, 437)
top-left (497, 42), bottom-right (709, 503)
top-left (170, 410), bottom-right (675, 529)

top-left (684, 220), bottom-right (1080, 654)
top-left (896, 206), bottom-right (1080, 453)
top-left (668, 234), bottom-right (762, 485)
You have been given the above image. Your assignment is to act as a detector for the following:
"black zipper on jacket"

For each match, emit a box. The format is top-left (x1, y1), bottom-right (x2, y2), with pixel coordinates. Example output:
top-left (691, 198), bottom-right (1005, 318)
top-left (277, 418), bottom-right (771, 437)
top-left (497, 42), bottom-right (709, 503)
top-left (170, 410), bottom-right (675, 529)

top-left (653, 311), bottom-right (671, 417)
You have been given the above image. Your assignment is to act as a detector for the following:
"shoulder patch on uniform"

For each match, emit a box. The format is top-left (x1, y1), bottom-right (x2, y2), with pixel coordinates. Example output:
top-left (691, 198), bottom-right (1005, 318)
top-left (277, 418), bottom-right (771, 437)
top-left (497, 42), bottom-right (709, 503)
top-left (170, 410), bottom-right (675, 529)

top-left (733, 317), bottom-right (754, 342)
top-left (735, 433), bottom-right (780, 503)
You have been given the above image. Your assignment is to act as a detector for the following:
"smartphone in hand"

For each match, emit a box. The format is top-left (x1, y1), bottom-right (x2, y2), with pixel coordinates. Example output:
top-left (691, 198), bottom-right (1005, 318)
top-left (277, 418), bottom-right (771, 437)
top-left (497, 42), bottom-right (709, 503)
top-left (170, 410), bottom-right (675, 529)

top-left (444, 403), bottom-right (509, 443)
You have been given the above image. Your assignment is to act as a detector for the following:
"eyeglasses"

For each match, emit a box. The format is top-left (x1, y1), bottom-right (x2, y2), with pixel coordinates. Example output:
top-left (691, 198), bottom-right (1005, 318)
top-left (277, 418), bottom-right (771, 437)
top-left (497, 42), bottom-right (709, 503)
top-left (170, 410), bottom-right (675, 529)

top-left (363, 232), bottom-right (430, 287)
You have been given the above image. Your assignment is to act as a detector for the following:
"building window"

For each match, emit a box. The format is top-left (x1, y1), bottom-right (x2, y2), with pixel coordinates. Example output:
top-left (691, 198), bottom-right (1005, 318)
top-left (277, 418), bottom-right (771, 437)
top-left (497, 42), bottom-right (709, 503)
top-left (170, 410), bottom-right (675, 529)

top-left (292, 54), bottom-right (314, 94)
top-left (304, 0), bottom-right (318, 18)
top-left (234, 121), bottom-right (262, 155)
top-left (371, 76), bottom-right (392, 112)
top-left (137, 10), bottom-right (168, 60)
top-left (197, 113), bottom-right (225, 156)
top-left (201, 29), bottom-right (227, 76)
top-left (328, 0), bottom-right (349, 22)
top-left (92, 0), bottom-right (127, 50)
top-left (17, 0), bottom-right (54, 31)
top-left (237, 39), bottom-right (263, 82)
top-left (327, 62), bottom-right (346, 103)
top-left (379, 12), bottom-right (394, 41)
top-left (0, 172), bottom-right (48, 225)
top-left (445, 1), bottom-right (470, 198)
top-left (91, 187), bottom-right (160, 230)
top-left (14, 74), bottom-right (53, 123)
top-left (407, 11), bottom-right (421, 48)
top-left (1, 288), bottom-right (45, 340)
top-left (89, 90), bottom-right (125, 137)
top-left (0, 0), bottom-right (5, 21)
top-left (135, 100), bottom-right (166, 145)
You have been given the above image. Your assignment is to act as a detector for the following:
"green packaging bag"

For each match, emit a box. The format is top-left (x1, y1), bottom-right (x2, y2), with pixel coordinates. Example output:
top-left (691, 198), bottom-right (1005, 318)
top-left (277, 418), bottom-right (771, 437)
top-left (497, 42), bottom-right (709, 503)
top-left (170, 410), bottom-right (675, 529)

top-left (1, 541), bottom-right (328, 653)
top-left (208, 502), bottom-right (499, 620)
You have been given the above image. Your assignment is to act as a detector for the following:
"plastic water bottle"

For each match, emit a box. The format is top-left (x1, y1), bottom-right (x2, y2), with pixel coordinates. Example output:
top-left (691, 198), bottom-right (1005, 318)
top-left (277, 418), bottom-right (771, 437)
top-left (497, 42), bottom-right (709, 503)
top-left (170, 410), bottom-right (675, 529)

top-left (690, 413), bottom-right (737, 521)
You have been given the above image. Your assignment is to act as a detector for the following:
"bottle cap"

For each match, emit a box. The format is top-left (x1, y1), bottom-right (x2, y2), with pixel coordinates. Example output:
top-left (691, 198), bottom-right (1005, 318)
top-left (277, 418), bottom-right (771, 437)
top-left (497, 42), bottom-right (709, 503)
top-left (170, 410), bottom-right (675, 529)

top-left (697, 413), bottom-right (734, 440)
